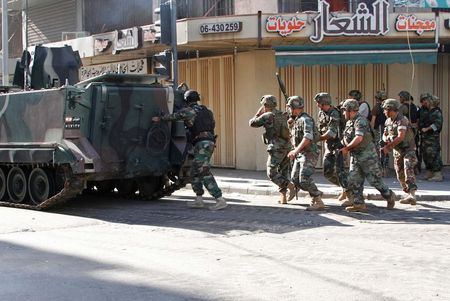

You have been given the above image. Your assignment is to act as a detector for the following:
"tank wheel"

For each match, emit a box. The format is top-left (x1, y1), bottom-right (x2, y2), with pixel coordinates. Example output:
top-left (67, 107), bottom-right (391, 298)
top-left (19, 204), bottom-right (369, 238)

top-left (7, 167), bottom-right (28, 203)
top-left (96, 180), bottom-right (115, 194)
top-left (0, 168), bottom-right (6, 201)
top-left (115, 180), bottom-right (137, 197)
top-left (28, 168), bottom-right (54, 205)
top-left (137, 176), bottom-right (162, 199)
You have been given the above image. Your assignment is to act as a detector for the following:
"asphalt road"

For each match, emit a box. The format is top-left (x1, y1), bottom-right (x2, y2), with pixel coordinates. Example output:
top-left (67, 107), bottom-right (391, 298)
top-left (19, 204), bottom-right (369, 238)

top-left (1, 190), bottom-right (449, 301)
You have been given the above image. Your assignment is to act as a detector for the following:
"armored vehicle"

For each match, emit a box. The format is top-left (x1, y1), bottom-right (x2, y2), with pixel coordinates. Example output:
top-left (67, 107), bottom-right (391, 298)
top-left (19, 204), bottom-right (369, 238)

top-left (0, 46), bottom-right (190, 210)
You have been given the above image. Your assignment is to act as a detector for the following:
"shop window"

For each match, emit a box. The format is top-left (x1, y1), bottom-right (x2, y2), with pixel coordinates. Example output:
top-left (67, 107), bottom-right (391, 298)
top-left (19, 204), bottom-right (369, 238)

top-left (278, 0), bottom-right (318, 13)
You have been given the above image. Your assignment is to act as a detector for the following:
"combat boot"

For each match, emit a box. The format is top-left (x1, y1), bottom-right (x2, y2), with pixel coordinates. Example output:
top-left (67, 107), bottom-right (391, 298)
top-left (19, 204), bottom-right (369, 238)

top-left (338, 191), bottom-right (347, 202)
top-left (287, 182), bottom-right (296, 202)
top-left (424, 170), bottom-right (434, 180)
top-left (428, 171), bottom-right (443, 182)
top-left (385, 190), bottom-right (396, 210)
top-left (400, 189), bottom-right (417, 205)
top-left (187, 195), bottom-right (205, 209)
top-left (306, 195), bottom-right (325, 211)
top-left (279, 192), bottom-right (287, 204)
top-left (345, 203), bottom-right (368, 212)
top-left (341, 191), bottom-right (354, 207)
top-left (209, 197), bottom-right (228, 211)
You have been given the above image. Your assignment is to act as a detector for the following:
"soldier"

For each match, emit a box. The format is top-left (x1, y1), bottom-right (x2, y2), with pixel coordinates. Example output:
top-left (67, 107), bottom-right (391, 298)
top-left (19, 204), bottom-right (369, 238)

top-left (249, 95), bottom-right (295, 204)
top-left (340, 99), bottom-right (396, 212)
top-left (152, 90), bottom-right (227, 210)
top-left (286, 96), bottom-right (324, 211)
top-left (420, 94), bottom-right (444, 181)
top-left (417, 93), bottom-right (431, 176)
top-left (314, 92), bottom-right (348, 202)
top-left (381, 99), bottom-right (418, 205)
top-left (398, 91), bottom-right (419, 130)
top-left (370, 90), bottom-right (389, 177)
top-left (349, 89), bottom-right (371, 120)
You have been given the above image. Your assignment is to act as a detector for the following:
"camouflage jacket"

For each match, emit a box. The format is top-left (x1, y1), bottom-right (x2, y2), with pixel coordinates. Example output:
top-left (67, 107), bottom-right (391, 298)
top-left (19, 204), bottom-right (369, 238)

top-left (317, 107), bottom-right (342, 150)
top-left (249, 109), bottom-right (291, 150)
top-left (384, 112), bottom-right (415, 152)
top-left (291, 112), bottom-right (318, 154)
top-left (422, 107), bottom-right (443, 138)
top-left (342, 113), bottom-right (374, 154)
top-left (161, 105), bottom-right (196, 127)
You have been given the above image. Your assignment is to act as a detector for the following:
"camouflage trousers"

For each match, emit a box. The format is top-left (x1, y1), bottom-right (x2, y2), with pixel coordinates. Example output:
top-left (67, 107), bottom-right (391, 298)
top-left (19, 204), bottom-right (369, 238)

top-left (422, 138), bottom-right (443, 172)
top-left (393, 149), bottom-right (418, 193)
top-left (191, 140), bottom-right (222, 199)
top-left (291, 150), bottom-right (322, 197)
top-left (323, 148), bottom-right (348, 190)
top-left (348, 149), bottom-right (392, 204)
top-left (267, 148), bottom-right (291, 193)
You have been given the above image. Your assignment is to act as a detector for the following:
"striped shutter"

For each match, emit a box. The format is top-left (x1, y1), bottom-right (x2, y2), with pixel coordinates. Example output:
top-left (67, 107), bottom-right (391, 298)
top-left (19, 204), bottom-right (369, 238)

top-left (27, 0), bottom-right (77, 46)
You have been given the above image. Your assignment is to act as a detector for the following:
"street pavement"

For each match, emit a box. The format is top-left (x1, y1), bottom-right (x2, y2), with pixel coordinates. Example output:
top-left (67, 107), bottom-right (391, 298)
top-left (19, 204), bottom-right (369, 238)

top-left (204, 167), bottom-right (450, 201)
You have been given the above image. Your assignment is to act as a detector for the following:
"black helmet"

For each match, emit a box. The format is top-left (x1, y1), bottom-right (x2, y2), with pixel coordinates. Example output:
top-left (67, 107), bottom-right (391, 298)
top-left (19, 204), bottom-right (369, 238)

top-left (184, 90), bottom-right (200, 103)
top-left (348, 90), bottom-right (362, 101)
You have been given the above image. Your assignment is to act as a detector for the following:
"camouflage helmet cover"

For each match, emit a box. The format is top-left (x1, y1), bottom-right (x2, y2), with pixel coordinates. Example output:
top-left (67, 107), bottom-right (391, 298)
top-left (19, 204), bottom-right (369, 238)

top-left (375, 90), bottom-right (387, 100)
top-left (314, 92), bottom-right (332, 105)
top-left (430, 95), bottom-right (440, 107)
top-left (286, 96), bottom-right (304, 109)
top-left (184, 90), bottom-right (200, 103)
top-left (382, 98), bottom-right (400, 111)
top-left (419, 92), bottom-right (432, 101)
top-left (260, 95), bottom-right (277, 107)
top-left (341, 99), bottom-right (359, 111)
top-left (348, 89), bottom-right (362, 101)
top-left (398, 90), bottom-right (411, 101)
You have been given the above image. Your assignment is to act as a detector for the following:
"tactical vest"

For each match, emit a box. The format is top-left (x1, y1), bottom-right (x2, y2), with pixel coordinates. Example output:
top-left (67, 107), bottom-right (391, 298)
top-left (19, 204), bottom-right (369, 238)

top-left (318, 107), bottom-right (343, 149)
top-left (423, 107), bottom-right (442, 134)
top-left (264, 110), bottom-right (290, 142)
top-left (385, 114), bottom-right (415, 151)
top-left (343, 116), bottom-right (373, 152)
top-left (292, 112), bottom-right (320, 146)
top-left (191, 104), bottom-right (215, 141)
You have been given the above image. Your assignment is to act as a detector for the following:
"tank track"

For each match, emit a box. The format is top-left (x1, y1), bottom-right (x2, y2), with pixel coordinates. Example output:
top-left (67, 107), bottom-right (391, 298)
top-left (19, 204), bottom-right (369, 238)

top-left (0, 165), bottom-right (84, 211)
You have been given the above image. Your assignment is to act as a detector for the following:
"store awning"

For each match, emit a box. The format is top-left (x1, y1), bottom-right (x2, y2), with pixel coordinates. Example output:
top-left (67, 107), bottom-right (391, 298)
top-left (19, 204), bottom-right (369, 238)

top-left (274, 44), bottom-right (438, 67)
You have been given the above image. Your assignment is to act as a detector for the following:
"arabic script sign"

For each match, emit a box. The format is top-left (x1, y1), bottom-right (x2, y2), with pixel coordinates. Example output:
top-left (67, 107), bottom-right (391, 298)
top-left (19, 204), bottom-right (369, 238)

top-left (266, 16), bottom-right (306, 37)
top-left (310, 0), bottom-right (389, 43)
top-left (395, 15), bottom-right (436, 35)
top-left (80, 59), bottom-right (147, 81)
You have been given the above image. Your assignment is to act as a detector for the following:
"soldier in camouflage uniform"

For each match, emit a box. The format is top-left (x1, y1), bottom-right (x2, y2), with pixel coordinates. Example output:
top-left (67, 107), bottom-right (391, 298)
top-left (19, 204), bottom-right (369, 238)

top-left (370, 90), bottom-right (389, 177)
top-left (314, 92), bottom-right (348, 202)
top-left (340, 99), bottom-right (396, 212)
top-left (418, 93), bottom-right (431, 177)
top-left (286, 96), bottom-right (324, 211)
top-left (249, 95), bottom-right (295, 204)
top-left (381, 99), bottom-right (418, 205)
top-left (152, 90), bottom-right (227, 210)
top-left (420, 94), bottom-right (444, 182)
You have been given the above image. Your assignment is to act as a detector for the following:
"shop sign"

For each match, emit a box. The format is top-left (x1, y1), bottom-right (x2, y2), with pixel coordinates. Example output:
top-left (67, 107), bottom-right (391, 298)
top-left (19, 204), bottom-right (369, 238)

top-left (80, 59), bottom-right (147, 81)
top-left (310, 0), bottom-right (389, 43)
top-left (94, 39), bottom-right (112, 53)
top-left (395, 15), bottom-right (436, 35)
top-left (113, 27), bottom-right (140, 54)
top-left (265, 16), bottom-right (306, 37)
top-left (142, 25), bottom-right (158, 42)
top-left (199, 21), bottom-right (242, 34)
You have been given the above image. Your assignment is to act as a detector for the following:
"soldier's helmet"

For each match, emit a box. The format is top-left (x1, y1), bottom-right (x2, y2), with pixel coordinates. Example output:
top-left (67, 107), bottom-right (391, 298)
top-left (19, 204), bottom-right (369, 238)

top-left (184, 90), bottom-right (200, 103)
top-left (398, 91), bottom-right (411, 101)
top-left (341, 99), bottom-right (359, 111)
top-left (375, 90), bottom-right (387, 101)
top-left (419, 92), bottom-right (432, 102)
top-left (286, 96), bottom-right (304, 109)
top-left (382, 98), bottom-right (400, 111)
top-left (348, 90), bottom-right (362, 101)
top-left (260, 95), bottom-right (277, 107)
top-left (430, 95), bottom-right (440, 108)
top-left (314, 92), bottom-right (332, 105)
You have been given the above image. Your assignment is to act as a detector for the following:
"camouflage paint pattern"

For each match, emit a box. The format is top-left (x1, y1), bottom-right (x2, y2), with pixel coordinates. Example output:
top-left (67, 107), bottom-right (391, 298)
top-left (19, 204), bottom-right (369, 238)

top-left (249, 109), bottom-right (292, 192)
top-left (421, 108), bottom-right (443, 172)
top-left (290, 112), bottom-right (322, 197)
top-left (190, 140), bottom-right (222, 198)
top-left (343, 114), bottom-right (392, 204)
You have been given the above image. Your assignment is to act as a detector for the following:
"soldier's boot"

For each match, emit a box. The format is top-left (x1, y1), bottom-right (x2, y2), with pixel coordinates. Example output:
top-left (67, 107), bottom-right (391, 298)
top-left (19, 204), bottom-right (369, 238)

top-left (209, 197), bottom-right (228, 211)
top-left (341, 191), bottom-right (354, 207)
top-left (345, 203), bottom-right (368, 213)
top-left (424, 170), bottom-right (434, 180)
top-left (400, 189), bottom-right (417, 205)
top-left (187, 195), bottom-right (205, 209)
top-left (385, 190), bottom-right (396, 210)
top-left (286, 182), bottom-right (296, 202)
top-left (428, 171), bottom-right (443, 182)
top-left (338, 191), bottom-right (347, 202)
top-left (279, 192), bottom-right (288, 204)
top-left (306, 195), bottom-right (325, 211)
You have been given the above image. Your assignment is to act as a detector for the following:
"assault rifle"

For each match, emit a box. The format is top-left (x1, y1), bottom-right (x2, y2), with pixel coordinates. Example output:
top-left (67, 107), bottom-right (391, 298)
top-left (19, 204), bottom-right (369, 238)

top-left (276, 72), bottom-right (289, 104)
top-left (378, 125), bottom-right (389, 177)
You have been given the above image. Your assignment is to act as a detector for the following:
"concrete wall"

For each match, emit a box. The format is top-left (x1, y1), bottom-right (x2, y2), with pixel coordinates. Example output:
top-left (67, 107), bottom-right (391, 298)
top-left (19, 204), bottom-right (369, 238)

top-left (235, 0), bottom-right (277, 14)
top-left (235, 50), bottom-right (278, 170)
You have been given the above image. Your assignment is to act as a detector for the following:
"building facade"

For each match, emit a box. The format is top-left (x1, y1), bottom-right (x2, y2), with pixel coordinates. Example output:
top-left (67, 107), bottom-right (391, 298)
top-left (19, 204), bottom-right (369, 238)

top-left (2, 0), bottom-right (450, 170)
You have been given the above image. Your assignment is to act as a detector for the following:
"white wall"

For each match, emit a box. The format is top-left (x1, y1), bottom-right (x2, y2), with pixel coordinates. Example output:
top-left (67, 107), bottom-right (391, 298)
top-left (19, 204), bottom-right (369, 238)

top-left (235, 0), bottom-right (277, 14)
